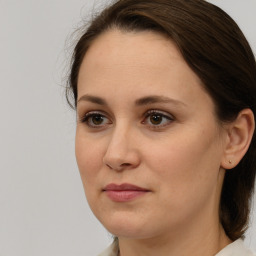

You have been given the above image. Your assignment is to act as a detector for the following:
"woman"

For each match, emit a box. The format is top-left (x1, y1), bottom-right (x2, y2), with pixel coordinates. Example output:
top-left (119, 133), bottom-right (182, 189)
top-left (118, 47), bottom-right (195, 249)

top-left (66, 0), bottom-right (256, 255)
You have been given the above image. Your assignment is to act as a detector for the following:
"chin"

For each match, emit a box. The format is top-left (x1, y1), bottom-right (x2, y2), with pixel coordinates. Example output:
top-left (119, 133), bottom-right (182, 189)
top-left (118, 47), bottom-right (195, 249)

top-left (98, 211), bottom-right (152, 239)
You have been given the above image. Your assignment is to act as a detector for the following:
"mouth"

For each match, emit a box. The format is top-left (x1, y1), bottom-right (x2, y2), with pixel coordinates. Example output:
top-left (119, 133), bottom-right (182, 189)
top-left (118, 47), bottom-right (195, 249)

top-left (103, 183), bottom-right (150, 202)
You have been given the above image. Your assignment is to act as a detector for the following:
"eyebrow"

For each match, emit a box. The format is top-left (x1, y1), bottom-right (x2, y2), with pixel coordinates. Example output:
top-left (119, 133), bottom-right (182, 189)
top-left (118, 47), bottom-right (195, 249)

top-left (77, 95), bottom-right (107, 105)
top-left (77, 94), bottom-right (186, 107)
top-left (135, 95), bottom-right (186, 107)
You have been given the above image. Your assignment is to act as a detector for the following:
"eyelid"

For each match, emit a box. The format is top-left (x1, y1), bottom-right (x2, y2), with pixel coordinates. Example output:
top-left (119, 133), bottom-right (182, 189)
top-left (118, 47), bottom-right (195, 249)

top-left (78, 110), bottom-right (106, 120)
top-left (145, 109), bottom-right (173, 116)
top-left (144, 109), bottom-right (174, 119)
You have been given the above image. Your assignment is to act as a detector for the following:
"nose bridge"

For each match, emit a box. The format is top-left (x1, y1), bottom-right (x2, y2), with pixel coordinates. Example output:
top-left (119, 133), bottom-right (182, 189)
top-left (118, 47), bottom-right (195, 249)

top-left (107, 121), bottom-right (132, 157)
top-left (103, 120), bottom-right (139, 170)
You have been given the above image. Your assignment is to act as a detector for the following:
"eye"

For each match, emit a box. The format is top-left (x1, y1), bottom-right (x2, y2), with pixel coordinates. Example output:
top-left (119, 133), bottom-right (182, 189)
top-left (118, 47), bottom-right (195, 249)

top-left (142, 110), bottom-right (174, 128)
top-left (80, 111), bottom-right (111, 128)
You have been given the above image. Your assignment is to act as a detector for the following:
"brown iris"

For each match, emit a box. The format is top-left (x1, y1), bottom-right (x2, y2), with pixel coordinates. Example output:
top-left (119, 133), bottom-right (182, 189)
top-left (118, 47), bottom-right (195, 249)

top-left (150, 114), bottom-right (163, 125)
top-left (91, 115), bottom-right (104, 125)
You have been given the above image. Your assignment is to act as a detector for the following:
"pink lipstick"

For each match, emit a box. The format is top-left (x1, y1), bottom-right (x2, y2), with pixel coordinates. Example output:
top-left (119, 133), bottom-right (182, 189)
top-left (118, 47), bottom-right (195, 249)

top-left (103, 183), bottom-right (149, 202)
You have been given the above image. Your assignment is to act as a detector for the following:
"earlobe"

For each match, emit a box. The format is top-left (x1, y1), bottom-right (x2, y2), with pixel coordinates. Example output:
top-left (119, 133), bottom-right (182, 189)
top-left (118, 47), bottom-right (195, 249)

top-left (221, 108), bottom-right (255, 170)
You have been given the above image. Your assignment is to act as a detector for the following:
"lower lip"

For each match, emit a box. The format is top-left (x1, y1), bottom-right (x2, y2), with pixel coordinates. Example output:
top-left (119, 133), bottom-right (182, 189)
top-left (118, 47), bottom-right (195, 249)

top-left (104, 190), bottom-right (148, 202)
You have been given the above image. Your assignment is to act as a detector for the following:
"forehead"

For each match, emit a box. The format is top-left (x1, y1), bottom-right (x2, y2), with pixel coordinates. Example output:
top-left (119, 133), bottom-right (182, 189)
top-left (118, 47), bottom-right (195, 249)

top-left (77, 29), bottom-right (213, 112)
top-left (79, 29), bottom-right (184, 77)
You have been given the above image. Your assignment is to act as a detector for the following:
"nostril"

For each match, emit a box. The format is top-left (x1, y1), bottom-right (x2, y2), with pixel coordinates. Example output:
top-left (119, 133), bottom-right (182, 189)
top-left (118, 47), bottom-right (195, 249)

top-left (105, 162), bottom-right (131, 171)
top-left (121, 163), bottom-right (131, 167)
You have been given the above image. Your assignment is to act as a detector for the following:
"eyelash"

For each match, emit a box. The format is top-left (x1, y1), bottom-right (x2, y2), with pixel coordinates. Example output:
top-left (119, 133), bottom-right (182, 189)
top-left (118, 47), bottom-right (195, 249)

top-left (79, 110), bottom-right (174, 129)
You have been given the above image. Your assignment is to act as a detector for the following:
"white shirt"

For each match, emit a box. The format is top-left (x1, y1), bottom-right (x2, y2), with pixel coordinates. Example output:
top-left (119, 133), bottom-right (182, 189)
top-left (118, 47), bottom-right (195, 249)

top-left (216, 239), bottom-right (255, 256)
top-left (98, 239), bottom-right (255, 256)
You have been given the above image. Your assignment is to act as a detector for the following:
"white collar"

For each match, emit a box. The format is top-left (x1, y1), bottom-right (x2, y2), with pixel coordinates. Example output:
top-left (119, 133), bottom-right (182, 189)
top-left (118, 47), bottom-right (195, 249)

top-left (215, 239), bottom-right (255, 256)
top-left (98, 238), bottom-right (255, 256)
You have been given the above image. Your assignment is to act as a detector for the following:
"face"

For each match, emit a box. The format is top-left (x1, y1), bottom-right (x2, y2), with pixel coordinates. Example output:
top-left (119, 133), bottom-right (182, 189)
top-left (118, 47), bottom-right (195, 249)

top-left (76, 29), bottom-right (226, 240)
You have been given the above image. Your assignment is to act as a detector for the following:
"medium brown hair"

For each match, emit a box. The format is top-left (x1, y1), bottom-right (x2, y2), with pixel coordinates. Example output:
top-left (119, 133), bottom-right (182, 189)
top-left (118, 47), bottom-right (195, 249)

top-left (67, 0), bottom-right (256, 240)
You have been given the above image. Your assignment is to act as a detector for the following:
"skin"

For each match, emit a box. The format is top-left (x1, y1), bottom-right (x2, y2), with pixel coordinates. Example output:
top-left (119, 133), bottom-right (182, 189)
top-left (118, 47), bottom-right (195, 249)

top-left (76, 29), bottom-right (233, 256)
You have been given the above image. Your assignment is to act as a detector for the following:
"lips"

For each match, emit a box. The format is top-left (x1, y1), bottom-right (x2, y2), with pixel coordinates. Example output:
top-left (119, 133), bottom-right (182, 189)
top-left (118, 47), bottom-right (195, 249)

top-left (104, 183), bottom-right (148, 191)
top-left (103, 183), bottom-right (150, 202)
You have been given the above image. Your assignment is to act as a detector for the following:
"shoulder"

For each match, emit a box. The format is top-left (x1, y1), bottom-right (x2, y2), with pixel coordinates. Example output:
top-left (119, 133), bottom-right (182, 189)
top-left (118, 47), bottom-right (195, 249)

top-left (216, 239), bottom-right (256, 256)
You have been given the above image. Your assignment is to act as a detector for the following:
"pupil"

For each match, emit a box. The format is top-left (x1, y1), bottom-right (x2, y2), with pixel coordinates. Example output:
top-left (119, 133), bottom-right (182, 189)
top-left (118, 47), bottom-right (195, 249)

top-left (92, 115), bottom-right (103, 125)
top-left (150, 115), bottom-right (162, 125)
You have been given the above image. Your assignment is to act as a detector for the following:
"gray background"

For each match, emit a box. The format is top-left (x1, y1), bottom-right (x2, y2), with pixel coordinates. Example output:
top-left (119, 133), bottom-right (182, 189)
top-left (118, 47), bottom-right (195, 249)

top-left (0, 0), bottom-right (255, 255)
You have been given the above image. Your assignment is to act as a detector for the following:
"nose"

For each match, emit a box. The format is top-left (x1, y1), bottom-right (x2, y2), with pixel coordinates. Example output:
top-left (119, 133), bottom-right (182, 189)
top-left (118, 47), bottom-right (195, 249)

top-left (103, 125), bottom-right (141, 171)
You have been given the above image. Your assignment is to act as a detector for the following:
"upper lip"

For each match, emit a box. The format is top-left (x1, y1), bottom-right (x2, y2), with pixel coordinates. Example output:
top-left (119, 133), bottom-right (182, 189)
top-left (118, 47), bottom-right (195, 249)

top-left (103, 183), bottom-right (149, 191)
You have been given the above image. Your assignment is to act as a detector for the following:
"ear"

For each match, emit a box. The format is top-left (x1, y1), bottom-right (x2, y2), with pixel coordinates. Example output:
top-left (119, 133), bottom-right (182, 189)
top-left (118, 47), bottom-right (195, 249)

top-left (221, 108), bottom-right (255, 170)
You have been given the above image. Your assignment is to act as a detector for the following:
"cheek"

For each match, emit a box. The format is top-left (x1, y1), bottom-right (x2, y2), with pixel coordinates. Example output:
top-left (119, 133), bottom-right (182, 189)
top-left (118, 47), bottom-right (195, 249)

top-left (141, 131), bottom-right (223, 226)
top-left (75, 134), bottom-right (108, 217)
top-left (75, 133), bottom-right (105, 188)
top-left (145, 127), bottom-right (222, 196)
